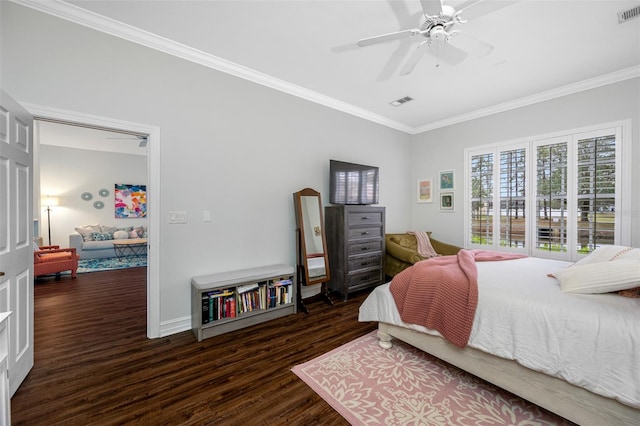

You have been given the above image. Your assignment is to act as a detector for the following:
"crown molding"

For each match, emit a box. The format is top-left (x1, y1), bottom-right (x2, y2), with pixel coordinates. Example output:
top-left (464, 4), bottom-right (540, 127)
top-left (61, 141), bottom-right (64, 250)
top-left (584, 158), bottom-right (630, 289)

top-left (11, 0), bottom-right (414, 134)
top-left (11, 1), bottom-right (640, 136)
top-left (412, 66), bottom-right (640, 134)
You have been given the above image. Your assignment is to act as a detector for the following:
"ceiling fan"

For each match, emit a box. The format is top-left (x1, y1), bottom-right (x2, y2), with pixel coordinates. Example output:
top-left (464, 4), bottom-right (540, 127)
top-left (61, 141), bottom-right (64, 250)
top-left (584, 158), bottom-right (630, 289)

top-left (357, 0), bottom-right (510, 75)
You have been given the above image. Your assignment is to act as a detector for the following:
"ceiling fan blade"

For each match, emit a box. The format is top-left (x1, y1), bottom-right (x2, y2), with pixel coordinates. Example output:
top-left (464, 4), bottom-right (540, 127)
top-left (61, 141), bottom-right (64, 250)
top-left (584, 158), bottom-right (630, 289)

top-left (429, 42), bottom-right (468, 66)
top-left (456, 0), bottom-right (521, 21)
top-left (400, 41), bottom-right (430, 75)
top-left (447, 31), bottom-right (493, 57)
top-left (357, 29), bottom-right (418, 47)
top-left (376, 39), bottom-right (414, 81)
top-left (420, 0), bottom-right (443, 16)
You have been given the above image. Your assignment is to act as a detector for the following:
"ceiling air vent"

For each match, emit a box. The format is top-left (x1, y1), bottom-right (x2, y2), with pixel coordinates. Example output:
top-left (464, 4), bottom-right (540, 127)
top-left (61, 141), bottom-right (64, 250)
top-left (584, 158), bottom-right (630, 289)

top-left (389, 96), bottom-right (414, 107)
top-left (618, 5), bottom-right (640, 23)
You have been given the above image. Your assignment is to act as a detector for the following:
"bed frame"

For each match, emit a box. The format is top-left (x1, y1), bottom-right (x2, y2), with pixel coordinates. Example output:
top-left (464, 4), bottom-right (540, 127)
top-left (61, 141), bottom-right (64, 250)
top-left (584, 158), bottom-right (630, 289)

top-left (377, 322), bottom-right (640, 426)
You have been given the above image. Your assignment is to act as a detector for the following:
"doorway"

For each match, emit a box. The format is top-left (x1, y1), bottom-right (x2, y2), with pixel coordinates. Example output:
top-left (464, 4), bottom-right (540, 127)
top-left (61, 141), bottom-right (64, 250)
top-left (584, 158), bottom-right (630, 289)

top-left (28, 104), bottom-right (161, 338)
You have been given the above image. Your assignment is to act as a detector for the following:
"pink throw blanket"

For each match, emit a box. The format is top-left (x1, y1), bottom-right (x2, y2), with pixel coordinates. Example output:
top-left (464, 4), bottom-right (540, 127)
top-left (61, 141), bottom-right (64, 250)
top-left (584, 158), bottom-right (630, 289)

top-left (407, 231), bottom-right (439, 258)
top-left (390, 250), bottom-right (526, 348)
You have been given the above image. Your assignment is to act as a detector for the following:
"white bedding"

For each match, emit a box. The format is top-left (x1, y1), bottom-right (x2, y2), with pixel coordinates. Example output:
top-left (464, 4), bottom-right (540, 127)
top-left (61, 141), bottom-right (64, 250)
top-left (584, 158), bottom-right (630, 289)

top-left (358, 256), bottom-right (640, 409)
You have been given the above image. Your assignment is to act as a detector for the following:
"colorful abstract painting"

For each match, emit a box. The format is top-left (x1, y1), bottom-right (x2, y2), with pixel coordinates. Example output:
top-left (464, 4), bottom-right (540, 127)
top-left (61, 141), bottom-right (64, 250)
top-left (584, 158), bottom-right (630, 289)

top-left (115, 184), bottom-right (147, 218)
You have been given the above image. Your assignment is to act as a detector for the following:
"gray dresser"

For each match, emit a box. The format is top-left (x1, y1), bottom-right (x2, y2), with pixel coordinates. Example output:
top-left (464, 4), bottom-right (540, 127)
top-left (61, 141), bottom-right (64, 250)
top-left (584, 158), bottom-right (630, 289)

top-left (325, 205), bottom-right (385, 300)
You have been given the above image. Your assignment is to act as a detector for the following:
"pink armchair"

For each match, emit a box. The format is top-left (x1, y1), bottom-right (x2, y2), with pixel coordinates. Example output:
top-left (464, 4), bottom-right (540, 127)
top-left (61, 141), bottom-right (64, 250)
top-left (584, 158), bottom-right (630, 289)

top-left (34, 245), bottom-right (79, 278)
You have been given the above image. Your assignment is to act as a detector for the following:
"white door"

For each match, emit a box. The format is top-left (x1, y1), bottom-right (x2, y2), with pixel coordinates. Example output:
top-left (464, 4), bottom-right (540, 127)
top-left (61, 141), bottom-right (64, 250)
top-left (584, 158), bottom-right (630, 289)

top-left (0, 90), bottom-right (34, 396)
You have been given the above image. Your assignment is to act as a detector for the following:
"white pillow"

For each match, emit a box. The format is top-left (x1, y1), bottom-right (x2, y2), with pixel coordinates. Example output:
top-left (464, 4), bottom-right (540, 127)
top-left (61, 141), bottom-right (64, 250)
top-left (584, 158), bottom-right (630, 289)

top-left (113, 230), bottom-right (129, 240)
top-left (75, 224), bottom-right (101, 241)
top-left (101, 225), bottom-right (118, 235)
top-left (574, 245), bottom-right (640, 266)
top-left (555, 260), bottom-right (640, 294)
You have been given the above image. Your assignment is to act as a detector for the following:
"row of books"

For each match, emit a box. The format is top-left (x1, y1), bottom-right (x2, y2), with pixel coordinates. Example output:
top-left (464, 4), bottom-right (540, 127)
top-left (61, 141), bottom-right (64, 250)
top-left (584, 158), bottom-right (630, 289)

top-left (201, 278), bottom-right (294, 325)
top-left (269, 279), bottom-right (293, 308)
top-left (239, 285), bottom-right (267, 313)
top-left (201, 288), bottom-right (236, 324)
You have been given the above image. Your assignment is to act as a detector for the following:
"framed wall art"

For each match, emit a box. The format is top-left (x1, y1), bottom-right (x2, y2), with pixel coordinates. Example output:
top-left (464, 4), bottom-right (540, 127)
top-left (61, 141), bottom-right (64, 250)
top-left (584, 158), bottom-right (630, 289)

top-left (115, 183), bottom-right (147, 218)
top-left (439, 170), bottom-right (455, 191)
top-left (416, 179), bottom-right (433, 203)
top-left (440, 192), bottom-right (454, 211)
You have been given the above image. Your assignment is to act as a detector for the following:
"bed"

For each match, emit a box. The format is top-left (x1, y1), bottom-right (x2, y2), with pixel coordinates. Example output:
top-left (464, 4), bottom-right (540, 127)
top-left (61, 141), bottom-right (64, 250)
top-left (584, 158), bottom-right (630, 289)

top-left (358, 254), bottom-right (640, 426)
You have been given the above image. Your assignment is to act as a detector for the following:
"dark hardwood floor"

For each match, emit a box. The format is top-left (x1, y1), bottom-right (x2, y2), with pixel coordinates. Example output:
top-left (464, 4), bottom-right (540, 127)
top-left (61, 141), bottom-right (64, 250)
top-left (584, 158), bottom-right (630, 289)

top-left (12, 269), bottom-right (376, 425)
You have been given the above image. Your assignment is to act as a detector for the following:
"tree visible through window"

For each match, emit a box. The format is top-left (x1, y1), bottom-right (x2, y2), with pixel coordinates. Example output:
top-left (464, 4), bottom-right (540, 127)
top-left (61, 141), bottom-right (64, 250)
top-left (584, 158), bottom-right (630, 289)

top-left (576, 135), bottom-right (616, 251)
top-left (470, 153), bottom-right (493, 246)
top-left (536, 142), bottom-right (567, 252)
top-left (500, 148), bottom-right (526, 248)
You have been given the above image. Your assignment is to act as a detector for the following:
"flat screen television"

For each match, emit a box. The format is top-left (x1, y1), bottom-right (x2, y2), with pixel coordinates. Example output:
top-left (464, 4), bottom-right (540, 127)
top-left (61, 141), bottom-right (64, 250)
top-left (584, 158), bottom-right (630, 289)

top-left (329, 159), bottom-right (379, 205)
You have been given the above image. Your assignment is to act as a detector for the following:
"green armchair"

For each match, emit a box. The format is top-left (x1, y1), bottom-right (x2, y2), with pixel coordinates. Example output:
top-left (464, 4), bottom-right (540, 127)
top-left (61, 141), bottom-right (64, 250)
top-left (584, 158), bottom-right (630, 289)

top-left (385, 232), bottom-right (462, 278)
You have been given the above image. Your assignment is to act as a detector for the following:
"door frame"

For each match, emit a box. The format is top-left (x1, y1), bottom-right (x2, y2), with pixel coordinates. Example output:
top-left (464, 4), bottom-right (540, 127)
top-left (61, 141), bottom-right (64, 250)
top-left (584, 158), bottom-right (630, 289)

top-left (25, 103), bottom-right (161, 338)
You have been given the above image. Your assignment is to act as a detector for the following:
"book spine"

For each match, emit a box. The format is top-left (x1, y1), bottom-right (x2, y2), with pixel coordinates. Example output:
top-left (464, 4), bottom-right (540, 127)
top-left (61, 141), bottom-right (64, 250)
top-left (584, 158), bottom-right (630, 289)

top-left (209, 295), bottom-right (217, 322)
top-left (202, 294), bottom-right (210, 325)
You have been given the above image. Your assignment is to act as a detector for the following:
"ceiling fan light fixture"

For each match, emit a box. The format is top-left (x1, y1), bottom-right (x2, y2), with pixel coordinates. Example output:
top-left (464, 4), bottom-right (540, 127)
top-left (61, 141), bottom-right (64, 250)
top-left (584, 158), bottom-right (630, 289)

top-left (430, 25), bottom-right (447, 41)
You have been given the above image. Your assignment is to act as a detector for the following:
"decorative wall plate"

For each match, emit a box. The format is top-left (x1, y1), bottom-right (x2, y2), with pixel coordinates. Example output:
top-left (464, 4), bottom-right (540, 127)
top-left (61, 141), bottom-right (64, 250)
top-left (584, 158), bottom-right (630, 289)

top-left (99, 188), bottom-right (110, 197)
top-left (81, 192), bottom-right (93, 201)
top-left (93, 201), bottom-right (104, 209)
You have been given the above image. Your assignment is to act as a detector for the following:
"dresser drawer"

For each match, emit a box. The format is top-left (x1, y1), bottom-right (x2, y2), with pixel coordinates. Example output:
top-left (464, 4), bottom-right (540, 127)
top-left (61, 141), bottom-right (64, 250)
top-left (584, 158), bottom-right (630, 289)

top-left (347, 211), bottom-right (383, 226)
top-left (347, 240), bottom-right (382, 256)
top-left (347, 226), bottom-right (382, 241)
top-left (347, 255), bottom-right (382, 272)
top-left (347, 269), bottom-right (384, 290)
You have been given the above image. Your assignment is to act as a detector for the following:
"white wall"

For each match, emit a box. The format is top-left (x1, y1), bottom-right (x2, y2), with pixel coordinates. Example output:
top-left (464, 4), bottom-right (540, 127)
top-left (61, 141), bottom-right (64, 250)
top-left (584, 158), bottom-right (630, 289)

top-left (1, 3), bottom-right (412, 331)
top-left (411, 78), bottom-right (640, 247)
top-left (38, 144), bottom-right (148, 247)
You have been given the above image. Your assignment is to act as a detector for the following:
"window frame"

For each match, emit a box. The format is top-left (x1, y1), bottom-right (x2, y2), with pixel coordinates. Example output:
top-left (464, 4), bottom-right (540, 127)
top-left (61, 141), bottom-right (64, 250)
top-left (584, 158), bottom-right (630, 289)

top-left (464, 121), bottom-right (631, 261)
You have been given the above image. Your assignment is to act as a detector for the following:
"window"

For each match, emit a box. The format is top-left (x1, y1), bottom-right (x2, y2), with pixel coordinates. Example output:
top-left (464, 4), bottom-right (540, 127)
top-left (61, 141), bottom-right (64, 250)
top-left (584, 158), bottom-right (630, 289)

top-left (468, 143), bottom-right (528, 253)
top-left (535, 139), bottom-right (568, 253)
top-left (470, 152), bottom-right (494, 246)
top-left (500, 148), bottom-right (527, 248)
top-left (465, 122), bottom-right (629, 261)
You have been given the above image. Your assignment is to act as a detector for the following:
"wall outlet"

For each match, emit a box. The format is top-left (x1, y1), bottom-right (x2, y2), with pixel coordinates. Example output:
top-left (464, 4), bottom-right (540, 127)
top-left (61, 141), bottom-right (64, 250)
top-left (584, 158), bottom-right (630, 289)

top-left (169, 211), bottom-right (187, 224)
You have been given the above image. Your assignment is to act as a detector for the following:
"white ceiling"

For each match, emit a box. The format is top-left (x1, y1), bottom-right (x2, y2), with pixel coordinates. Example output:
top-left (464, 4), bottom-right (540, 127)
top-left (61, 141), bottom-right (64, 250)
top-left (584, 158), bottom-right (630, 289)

top-left (38, 120), bottom-right (148, 156)
top-left (21, 0), bottom-right (640, 134)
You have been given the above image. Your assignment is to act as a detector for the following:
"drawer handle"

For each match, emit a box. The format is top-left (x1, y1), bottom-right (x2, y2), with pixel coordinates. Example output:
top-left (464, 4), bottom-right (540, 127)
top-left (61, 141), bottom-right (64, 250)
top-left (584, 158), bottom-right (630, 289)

top-left (361, 261), bottom-right (371, 266)
top-left (360, 231), bottom-right (369, 235)
top-left (361, 216), bottom-right (370, 220)
top-left (360, 246), bottom-right (370, 251)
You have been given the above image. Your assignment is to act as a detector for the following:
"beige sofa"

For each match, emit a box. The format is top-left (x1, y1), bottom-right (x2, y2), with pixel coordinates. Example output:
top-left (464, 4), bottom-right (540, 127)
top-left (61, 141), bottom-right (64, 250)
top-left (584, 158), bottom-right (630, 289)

top-left (69, 224), bottom-right (147, 259)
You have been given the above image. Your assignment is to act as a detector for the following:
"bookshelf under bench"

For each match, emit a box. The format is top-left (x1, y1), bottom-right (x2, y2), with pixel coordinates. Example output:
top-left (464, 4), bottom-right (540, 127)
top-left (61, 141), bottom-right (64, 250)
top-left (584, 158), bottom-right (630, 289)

top-left (191, 264), bottom-right (296, 341)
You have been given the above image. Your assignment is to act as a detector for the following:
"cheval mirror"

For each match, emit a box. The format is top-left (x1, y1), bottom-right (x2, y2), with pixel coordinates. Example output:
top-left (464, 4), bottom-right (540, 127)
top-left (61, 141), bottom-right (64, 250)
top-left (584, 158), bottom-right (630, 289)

top-left (293, 188), bottom-right (332, 313)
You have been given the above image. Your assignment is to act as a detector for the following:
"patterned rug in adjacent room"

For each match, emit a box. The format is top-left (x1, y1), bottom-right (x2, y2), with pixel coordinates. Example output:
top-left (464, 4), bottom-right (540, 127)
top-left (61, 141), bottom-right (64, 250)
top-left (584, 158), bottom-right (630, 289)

top-left (292, 331), bottom-right (574, 426)
top-left (77, 256), bottom-right (146, 273)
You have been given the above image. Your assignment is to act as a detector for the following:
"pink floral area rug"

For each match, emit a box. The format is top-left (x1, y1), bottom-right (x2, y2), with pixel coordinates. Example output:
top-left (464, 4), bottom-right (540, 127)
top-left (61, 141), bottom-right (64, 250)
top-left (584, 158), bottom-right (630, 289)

top-left (292, 331), bottom-right (575, 426)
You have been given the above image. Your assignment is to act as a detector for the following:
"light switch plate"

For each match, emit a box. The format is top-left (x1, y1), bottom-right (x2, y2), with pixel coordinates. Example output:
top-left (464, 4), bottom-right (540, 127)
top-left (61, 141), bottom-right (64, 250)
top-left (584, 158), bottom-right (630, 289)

top-left (169, 211), bottom-right (187, 224)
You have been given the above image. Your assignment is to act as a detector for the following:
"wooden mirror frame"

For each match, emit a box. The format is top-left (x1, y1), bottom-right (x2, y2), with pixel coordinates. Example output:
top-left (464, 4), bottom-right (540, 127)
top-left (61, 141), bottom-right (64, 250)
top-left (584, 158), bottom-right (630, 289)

top-left (293, 188), bottom-right (331, 287)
